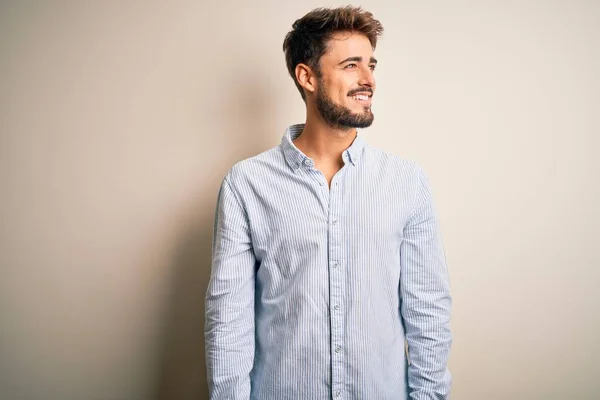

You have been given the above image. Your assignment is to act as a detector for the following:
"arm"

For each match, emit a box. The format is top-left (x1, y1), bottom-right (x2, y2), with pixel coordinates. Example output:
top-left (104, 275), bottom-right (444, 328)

top-left (205, 175), bottom-right (256, 400)
top-left (400, 165), bottom-right (452, 399)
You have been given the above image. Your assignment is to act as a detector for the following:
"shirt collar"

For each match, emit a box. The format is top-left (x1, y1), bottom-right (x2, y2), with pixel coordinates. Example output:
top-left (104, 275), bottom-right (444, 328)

top-left (280, 123), bottom-right (366, 172)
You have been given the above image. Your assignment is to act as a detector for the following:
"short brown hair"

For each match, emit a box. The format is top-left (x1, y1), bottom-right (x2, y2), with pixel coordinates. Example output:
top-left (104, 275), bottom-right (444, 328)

top-left (282, 6), bottom-right (384, 100)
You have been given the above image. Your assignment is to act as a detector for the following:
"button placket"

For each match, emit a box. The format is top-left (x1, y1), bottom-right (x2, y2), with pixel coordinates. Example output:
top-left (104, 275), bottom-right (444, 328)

top-left (328, 170), bottom-right (347, 397)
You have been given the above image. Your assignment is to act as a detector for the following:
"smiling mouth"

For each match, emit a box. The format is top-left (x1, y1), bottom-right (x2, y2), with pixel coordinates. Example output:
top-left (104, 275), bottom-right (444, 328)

top-left (349, 94), bottom-right (372, 104)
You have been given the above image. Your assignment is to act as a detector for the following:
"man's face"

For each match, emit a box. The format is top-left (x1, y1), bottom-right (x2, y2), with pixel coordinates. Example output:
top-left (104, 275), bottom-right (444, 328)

top-left (314, 32), bottom-right (377, 129)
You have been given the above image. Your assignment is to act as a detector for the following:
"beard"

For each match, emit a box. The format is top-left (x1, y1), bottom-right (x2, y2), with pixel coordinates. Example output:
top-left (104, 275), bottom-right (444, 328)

top-left (315, 80), bottom-right (374, 130)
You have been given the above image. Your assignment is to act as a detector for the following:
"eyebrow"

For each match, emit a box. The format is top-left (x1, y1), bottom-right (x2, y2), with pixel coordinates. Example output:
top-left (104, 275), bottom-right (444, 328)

top-left (338, 56), bottom-right (378, 65)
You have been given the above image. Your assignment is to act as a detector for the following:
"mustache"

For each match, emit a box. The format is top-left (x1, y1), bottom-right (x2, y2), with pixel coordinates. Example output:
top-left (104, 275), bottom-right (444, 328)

top-left (347, 87), bottom-right (373, 96)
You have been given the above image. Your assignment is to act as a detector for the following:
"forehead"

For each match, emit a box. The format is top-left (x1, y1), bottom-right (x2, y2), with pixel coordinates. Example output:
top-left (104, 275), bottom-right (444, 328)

top-left (321, 32), bottom-right (374, 63)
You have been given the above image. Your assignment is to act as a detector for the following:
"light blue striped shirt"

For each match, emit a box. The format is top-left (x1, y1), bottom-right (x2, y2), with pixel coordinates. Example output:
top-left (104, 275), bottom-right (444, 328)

top-left (205, 124), bottom-right (452, 400)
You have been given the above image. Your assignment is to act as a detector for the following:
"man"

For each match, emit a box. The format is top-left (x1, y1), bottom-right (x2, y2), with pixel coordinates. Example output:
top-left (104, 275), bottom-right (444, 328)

top-left (205, 6), bottom-right (452, 400)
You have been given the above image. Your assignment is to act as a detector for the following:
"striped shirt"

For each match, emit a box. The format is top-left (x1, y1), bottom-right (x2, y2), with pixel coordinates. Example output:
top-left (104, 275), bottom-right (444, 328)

top-left (205, 124), bottom-right (452, 400)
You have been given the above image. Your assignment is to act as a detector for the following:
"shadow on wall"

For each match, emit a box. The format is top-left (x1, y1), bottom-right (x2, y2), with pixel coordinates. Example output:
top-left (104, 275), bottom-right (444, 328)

top-left (155, 74), bottom-right (278, 400)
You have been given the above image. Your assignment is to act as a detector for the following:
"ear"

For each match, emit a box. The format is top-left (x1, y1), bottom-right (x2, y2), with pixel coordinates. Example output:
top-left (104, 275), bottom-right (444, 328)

top-left (295, 63), bottom-right (317, 96)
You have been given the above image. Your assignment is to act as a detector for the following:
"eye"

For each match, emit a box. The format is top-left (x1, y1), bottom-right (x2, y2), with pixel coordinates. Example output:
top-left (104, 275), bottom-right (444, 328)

top-left (344, 63), bottom-right (357, 69)
top-left (369, 64), bottom-right (376, 71)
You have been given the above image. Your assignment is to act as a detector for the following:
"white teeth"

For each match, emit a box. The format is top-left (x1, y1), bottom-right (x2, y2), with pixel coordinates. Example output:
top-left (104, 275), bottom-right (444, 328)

top-left (352, 95), bottom-right (369, 101)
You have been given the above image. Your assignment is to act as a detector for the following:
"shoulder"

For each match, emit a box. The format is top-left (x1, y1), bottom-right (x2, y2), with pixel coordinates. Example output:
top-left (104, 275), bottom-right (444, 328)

top-left (363, 141), bottom-right (426, 182)
top-left (363, 142), bottom-right (436, 215)
top-left (222, 145), bottom-right (284, 191)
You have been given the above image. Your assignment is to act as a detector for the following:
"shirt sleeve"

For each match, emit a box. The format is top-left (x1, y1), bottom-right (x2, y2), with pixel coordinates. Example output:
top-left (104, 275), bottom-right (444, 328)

top-left (205, 174), bottom-right (256, 400)
top-left (400, 164), bottom-right (453, 399)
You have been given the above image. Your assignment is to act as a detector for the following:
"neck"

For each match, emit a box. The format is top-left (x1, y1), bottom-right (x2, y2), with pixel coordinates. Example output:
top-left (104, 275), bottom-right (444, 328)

top-left (293, 108), bottom-right (357, 163)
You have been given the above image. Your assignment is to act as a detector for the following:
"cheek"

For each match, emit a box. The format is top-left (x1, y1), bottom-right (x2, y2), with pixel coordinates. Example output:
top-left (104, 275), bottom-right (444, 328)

top-left (338, 84), bottom-right (352, 102)
top-left (324, 74), bottom-right (353, 100)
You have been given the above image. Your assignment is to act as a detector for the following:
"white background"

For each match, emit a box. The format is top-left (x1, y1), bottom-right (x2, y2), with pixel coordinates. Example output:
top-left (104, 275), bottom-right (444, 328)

top-left (1, 1), bottom-right (599, 399)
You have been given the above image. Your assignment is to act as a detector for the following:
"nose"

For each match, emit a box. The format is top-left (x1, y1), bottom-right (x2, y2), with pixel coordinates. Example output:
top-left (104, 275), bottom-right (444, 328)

top-left (358, 65), bottom-right (376, 90)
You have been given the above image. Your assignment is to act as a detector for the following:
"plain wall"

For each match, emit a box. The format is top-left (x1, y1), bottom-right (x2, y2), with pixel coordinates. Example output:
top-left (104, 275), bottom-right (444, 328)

top-left (1, 1), bottom-right (598, 399)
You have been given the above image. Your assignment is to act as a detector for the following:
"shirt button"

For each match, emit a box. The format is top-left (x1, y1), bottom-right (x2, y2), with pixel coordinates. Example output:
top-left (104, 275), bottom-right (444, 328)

top-left (333, 262), bottom-right (339, 268)
top-left (332, 219), bottom-right (337, 225)
top-left (335, 345), bottom-right (341, 353)
top-left (335, 390), bottom-right (341, 397)
top-left (303, 159), bottom-right (310, 166)
top-left (334, 304), bottom-right (340, 311)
